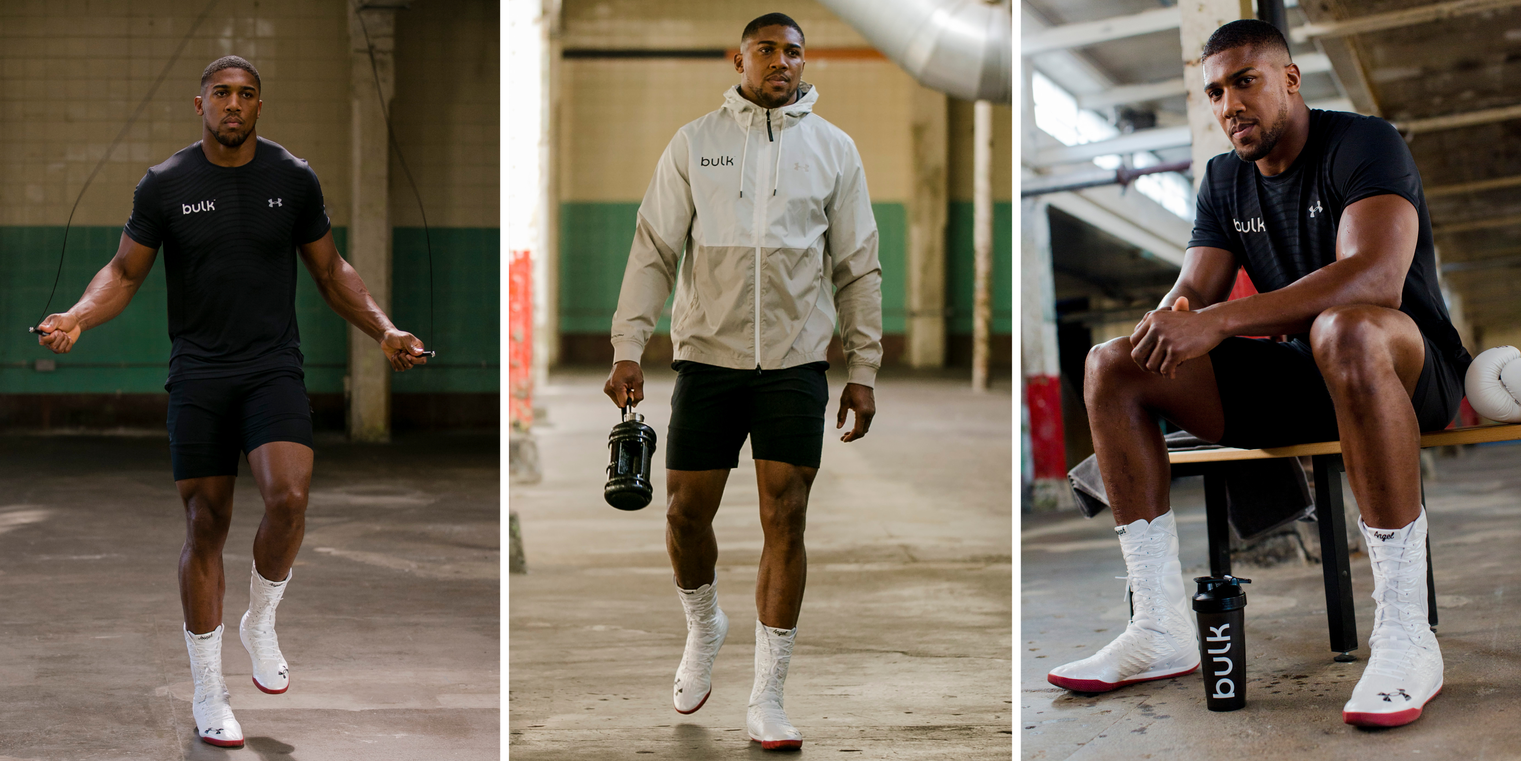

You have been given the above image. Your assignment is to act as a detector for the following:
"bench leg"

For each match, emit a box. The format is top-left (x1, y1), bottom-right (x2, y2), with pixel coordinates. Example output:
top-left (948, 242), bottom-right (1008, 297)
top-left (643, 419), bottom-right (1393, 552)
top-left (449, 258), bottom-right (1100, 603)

top-left (1313, 454), bottom-right (1358, 661)
top-left (1204, 471), bottom-right (1231, 578)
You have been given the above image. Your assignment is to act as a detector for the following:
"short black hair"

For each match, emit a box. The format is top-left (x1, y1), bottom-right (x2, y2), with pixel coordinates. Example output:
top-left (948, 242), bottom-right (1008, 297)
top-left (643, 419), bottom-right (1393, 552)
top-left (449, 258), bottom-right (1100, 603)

top-left (201, 55), bottom-right (261, 91)
top-left (1200, 19), bottom-right (1291, 62)
top-left (742, 13), bottom-right (805, 46)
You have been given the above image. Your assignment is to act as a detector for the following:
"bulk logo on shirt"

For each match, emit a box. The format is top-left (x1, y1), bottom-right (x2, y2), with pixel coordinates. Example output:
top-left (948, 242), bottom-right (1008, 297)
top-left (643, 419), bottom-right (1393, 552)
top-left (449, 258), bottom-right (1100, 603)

top-left (700, 156), bottom-right (735, 166)
top-left (1233, 217), bottom-right (1265, 234)
top-left (182, 199), bottom-right (216, 215)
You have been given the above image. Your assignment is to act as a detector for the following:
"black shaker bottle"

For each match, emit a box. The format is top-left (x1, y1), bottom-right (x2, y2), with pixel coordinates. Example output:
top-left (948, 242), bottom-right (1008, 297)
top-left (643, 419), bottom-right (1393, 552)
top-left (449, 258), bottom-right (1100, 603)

top-left (604, 405), bottom-right (657, 510)
top-left (1192, 575), bottom-right (1251, 711)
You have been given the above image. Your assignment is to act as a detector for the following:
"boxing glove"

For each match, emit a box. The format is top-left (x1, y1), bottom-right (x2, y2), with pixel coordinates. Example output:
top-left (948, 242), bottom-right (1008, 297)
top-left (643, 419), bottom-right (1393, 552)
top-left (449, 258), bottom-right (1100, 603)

top-left (1465, 346), bottom-right (1521, 423)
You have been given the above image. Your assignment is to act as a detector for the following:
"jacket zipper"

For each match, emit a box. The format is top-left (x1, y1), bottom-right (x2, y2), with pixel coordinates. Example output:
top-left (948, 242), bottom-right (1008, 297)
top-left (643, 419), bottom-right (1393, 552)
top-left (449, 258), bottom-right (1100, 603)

top-left (754, 108), bottom-right (770, 369)
top-left (766, 109), bottom-right (774, 142)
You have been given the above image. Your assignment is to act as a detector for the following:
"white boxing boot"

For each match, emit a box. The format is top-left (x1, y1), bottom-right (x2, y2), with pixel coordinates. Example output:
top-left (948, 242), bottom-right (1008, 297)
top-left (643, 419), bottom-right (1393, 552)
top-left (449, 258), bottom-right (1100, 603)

top-left (748, 621), bottom-right (803, 751)
top-left (185, 625), bottom-right (244, 748)
top-left (673, 577), bottom-right (728, 714)
top-left (1047, 510), bottom-right (1200, 692)
top-left (1343, 509), bottom-right (1443, 727)
top-left (240, 562), bottom-right (291, 694)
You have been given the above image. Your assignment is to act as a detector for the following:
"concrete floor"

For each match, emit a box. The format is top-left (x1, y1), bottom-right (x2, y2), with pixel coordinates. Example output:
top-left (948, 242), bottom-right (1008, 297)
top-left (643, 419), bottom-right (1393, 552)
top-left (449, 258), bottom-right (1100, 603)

top-left (0, 431), bottom-right (499, 760)
top-left (509, 368), bottom-right (1013, 759)
top-left (1022, 442), bottom-right (1521, 760)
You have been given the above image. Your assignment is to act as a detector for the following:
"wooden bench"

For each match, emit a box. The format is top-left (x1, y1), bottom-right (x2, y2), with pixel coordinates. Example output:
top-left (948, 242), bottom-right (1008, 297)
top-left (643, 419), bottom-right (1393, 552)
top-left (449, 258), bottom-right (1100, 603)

top-left (1168, 423), bottom-right (1521, 662)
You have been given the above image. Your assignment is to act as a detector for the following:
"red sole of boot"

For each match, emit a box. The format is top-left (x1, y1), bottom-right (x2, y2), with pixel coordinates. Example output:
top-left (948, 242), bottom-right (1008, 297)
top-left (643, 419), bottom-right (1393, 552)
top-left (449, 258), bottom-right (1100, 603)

top-left (1344, 688), bottom-right (1440, 728)
top-left (200, 736), bottom-right (244, 748)
top-left (1047, 663), bottom-right (1199, 693)
top-left (750, 737), bottom-right (803, 751)
top-left (253, 676), bottom-right (289, 695)
top-left (674, 689), bottom-right (710, 715)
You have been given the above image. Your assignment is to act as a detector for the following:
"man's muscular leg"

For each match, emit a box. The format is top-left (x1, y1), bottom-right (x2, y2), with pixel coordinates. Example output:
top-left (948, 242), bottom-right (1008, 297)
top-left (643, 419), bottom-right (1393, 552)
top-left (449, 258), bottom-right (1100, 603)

top-left (748, 459), bottom-right (815, 749)
top-left (754, 460), bottom-right (816, 630)
top-left (241, 441), bottom-right (312, 695)
top-left (247, 442), bottom-right (313, 582)
top-left (667, 469), bottom-right (730, 587)
top-left (1309, 305), bottom-right (1441, 727)
top-left (1309, 305), bottom-right (1425, 528)
top-left (1084, 336), bottom-right (1227, 525)
top-left (1046, 336), bottom-right (1222, 693)
top-left (178, 476), bottom-right (237, 633)
top-left (666, 468), bottom-right (732, 714)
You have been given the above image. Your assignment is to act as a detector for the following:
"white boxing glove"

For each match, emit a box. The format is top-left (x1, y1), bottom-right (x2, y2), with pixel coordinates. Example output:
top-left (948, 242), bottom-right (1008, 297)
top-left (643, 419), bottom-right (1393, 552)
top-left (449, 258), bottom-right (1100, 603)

top-left (1465, 346), bottom-right (1521, 423)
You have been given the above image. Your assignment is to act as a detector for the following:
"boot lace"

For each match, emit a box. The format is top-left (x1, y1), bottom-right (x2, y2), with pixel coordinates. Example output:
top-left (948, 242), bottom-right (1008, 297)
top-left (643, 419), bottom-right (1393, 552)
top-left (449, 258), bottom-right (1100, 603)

top-left (1364, 537), bottom-right (1431, 681)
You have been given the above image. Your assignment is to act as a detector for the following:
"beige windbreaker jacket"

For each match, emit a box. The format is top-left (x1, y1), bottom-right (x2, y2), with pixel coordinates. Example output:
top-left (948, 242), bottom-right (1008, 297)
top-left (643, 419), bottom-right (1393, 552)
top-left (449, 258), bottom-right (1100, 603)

top-left (610, 83), bottom-right (884, 387)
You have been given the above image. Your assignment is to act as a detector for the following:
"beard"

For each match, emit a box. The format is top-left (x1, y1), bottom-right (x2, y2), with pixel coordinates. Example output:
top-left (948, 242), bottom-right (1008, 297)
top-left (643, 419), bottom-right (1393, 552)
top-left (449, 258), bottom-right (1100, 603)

top-left (1233, 101), bottom-right (1289, 162)
top-left (212, 122), bottom-right (253, 148)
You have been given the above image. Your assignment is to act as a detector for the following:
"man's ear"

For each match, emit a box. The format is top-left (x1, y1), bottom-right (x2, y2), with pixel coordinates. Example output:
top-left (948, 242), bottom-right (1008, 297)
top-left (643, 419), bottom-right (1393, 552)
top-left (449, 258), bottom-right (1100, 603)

top-left (733, 50), bottom-right (745, 75)
top-left (1284, 61), bottom-right (1301, 95)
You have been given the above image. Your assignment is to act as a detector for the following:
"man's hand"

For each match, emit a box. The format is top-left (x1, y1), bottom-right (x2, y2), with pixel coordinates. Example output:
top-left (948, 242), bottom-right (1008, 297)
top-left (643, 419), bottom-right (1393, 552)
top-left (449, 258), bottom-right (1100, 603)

top-left (381, 330), bottom-right (428, 372)
top-left (836, 382), bottom-right (875, 442)
top-left (604, 360), bottom-right (644, 408)
top-left (1129, 296), bottom-right (1225, 378)
top-left (35, 313), bottom-right (83, 354)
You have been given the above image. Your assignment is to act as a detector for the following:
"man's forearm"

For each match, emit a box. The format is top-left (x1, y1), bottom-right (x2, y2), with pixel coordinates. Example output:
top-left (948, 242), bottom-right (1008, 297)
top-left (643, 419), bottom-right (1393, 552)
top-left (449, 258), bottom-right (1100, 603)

top-left (313, 261), bottom-right (396, 342)
top-left (66, 263), bottom-right (145, 329)
top-left (1200, 255), bottom-right (1401, 337)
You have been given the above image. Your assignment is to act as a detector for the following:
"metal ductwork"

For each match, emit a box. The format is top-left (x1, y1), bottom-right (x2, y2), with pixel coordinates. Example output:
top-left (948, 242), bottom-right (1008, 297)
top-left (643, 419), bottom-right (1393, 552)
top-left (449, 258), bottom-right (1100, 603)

top-left (815, 0), bottom-right (1012, 104)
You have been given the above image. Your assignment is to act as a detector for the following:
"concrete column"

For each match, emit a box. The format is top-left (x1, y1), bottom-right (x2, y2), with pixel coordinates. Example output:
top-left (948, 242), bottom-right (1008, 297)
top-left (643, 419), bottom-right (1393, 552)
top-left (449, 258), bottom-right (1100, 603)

top-left (541, 0), bottom-right (562, 370)
top-left (906, 85), bottom-right (947, 369)
top-left (1021, 195), bottom-right (1066, 511)
top-left (971, 99), bottom-right (994, 392)
top-left (347, 4), bottom-right (399, 442)
top-left (1180, 0), bottom-right (1251, 190)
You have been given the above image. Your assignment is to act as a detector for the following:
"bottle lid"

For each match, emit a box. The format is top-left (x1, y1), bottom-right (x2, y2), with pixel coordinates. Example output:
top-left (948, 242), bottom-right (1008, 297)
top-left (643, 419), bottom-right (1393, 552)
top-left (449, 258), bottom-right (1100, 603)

top-left (1192, 575), bottom-right (1251, 613)
top-left (622, 405), bottom-right (644, 424)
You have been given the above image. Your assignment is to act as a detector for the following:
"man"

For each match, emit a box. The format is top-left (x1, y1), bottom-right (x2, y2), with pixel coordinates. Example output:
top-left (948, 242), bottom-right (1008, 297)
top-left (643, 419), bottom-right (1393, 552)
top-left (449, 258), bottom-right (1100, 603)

top-left (602, 12), bottom-right (882, 751)
top-left (1046, 20), bottom-right (1468, 728)
top-left (36, 56), bottom-right (428, 747)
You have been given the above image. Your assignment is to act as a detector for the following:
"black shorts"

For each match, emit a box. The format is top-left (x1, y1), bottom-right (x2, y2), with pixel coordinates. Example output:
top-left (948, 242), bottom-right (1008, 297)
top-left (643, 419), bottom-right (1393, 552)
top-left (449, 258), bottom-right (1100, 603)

top-left (666, 361), bottom-right (830, 471)
top-left (166, 369), bottom-right (314, 481)
top-left (1209, 333), bottom-right (1465, 449)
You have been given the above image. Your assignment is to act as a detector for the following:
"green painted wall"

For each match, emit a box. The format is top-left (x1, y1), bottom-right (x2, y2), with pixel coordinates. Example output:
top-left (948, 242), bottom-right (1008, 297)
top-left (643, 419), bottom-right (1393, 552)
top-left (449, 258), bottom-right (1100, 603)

top-left (559, 202), bottom-right (909, 336)
top-left (947, 202), bottom-right (1014, 335)
top-left (0, 227), bottom-right (499, 394)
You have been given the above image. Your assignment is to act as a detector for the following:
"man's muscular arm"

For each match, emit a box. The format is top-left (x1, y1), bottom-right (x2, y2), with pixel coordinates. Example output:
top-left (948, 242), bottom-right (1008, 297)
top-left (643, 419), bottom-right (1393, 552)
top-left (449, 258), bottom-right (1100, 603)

top-left (1133, 194), bottom-right (1417, 376)
top-left (36, 233), bottom-right (159, 354)
top-left (297, 230), bottom-right (427, 372)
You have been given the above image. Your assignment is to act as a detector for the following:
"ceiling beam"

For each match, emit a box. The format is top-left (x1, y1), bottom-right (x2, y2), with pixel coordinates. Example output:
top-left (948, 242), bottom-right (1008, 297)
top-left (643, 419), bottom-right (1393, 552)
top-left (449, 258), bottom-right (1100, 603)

top-left (1427, 174), bottom-right (1521, 198)
top-left (1045, 189), bottom-right (1188, 267)
top-left (1077, 53), bottom-right (1332, 110)
top-left (1396, 103), bottom-right (1521, 136)
top-left (1022, 7), bottom-right (1181, 56)
top-left (1435, 213), bottom-right (1521, 235)
top-left (1291, 0), bottom-right (1521, 42)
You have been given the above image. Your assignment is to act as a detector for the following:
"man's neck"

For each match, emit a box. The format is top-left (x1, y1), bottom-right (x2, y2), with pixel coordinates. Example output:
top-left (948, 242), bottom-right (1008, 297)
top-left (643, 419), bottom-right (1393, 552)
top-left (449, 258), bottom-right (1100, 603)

top-left (200, 131), bottom-right (258, 168)
top-left (1253, 99), bottom-right (1312, 177)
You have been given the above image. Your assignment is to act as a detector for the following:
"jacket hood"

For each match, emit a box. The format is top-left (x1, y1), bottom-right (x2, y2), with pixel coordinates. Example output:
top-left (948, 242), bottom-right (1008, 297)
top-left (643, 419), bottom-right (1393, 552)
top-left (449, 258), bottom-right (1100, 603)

top-left (721, 82), bottom-right (818, 120)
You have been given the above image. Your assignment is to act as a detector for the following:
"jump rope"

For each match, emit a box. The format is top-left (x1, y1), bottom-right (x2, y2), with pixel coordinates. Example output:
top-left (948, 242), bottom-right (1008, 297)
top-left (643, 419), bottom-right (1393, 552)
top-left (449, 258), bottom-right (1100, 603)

top-left (30, 0), bottom-right (439, 362)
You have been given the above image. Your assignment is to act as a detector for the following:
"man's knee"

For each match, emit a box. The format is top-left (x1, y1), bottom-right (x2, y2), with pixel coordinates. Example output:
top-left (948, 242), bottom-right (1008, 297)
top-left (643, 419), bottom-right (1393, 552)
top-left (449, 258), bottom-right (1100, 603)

top-left (184, 497), bottom-right (232, 545)
top-left (264, 485), bottom-right (308, 521)
top-left (1085, 337), bottom-right (1139, 396)
top-left (1310, 305), bottom-right (1399, 385)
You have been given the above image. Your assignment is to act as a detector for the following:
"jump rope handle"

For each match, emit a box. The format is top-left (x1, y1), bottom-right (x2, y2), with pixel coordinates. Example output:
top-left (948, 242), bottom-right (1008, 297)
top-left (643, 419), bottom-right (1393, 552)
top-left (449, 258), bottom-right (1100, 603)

top-left (27, 326), bottom-right (51, 338)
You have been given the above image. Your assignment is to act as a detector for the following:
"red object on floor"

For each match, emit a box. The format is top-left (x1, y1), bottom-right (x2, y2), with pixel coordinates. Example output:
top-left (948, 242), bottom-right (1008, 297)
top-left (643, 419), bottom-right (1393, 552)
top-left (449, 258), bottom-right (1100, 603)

top-left (509, 249), bottom-right (534, 431)
top-left (1026, 375), bottom-right (1065, 479)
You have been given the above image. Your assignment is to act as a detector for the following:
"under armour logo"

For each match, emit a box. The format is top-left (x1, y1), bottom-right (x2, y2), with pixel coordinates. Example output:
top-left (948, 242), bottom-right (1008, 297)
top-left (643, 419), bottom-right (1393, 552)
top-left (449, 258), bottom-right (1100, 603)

top-left (1308, 199), bottom-right (1324, 218)
top-left (269, 198), bottom-right (282, 208)
top-left (1373, 530), bottom-right (1395, 541)
top-left (793, 162), bottom-right (809, 172)
top-left (1378, 689), bottom-right (1411, 702)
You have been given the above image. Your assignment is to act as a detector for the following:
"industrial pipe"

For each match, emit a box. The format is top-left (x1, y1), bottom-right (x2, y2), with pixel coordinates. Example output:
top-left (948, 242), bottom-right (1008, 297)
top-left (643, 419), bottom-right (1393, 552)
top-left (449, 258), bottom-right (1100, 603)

top-left (814, 0), bottom-right (1012, 103)
top-left (1020, 159), bottom-right (1193, 198)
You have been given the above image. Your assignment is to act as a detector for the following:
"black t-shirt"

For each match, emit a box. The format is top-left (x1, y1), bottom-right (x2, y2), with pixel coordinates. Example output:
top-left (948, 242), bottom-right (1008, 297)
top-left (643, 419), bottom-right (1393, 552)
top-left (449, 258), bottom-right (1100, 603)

top-left (1188, 109), bottom-right (1470, 375)
top-left (124, 137), bottom-right (332, 381)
